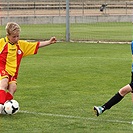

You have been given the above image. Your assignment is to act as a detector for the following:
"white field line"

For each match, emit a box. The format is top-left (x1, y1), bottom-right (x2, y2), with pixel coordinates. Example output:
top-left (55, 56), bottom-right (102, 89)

top-left (74, 41), bottom-right (131, 44)
top-left (19, 110), bottom-right (132, 124)
top-left (21, 56), bottom-right (130, 65)
top-left (53, 56), bottom-right (130, 60)
top-left (86, 56), bottom-right (129, 60)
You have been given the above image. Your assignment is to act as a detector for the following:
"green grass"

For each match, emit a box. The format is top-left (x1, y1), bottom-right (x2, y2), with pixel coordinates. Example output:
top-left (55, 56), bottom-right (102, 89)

top-left (0, 22), bottom-right (132, 41)
top-left (71, 22), bottom-right (132, 41)
top-left (0, 42), bottom-right (133, 133)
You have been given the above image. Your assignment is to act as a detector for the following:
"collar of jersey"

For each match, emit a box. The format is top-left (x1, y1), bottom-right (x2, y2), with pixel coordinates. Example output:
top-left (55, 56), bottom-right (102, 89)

top-left (5, 36), bottom-right (16, 45)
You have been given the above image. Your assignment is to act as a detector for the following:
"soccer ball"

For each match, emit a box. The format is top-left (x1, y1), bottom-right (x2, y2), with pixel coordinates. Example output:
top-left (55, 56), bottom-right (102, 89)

top-left (2, 100), bottom-right (20, 115)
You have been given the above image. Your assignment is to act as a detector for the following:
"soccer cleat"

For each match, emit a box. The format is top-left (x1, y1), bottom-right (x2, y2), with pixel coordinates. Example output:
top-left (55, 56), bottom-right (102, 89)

top-left (94, 106), bottom-right (104, 116)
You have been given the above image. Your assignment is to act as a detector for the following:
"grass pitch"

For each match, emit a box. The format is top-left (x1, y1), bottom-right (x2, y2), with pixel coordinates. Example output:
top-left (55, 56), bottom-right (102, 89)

top-left (0, 22), bottom-right (132, 42)
top-left (0, 42), bottom-right (133, 133)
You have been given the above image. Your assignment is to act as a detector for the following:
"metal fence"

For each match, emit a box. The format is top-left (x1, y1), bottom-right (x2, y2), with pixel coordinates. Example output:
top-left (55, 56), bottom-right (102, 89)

top-left (0, 0), bottom-right (133, 42)
top-left (0, 0), bottom-right (133, 17)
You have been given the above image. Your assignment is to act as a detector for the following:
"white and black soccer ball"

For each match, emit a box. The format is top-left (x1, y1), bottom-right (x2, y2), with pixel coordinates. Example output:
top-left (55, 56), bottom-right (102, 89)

top-left (3, 100), bottom-right (20, 115)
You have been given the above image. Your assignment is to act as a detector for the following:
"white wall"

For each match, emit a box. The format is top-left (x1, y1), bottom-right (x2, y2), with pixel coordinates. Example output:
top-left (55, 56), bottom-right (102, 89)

top-left (0, 15), bottom-right (132, 25)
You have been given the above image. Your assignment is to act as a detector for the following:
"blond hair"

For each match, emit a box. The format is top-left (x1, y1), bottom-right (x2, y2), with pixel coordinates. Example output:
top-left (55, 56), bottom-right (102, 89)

top-left (5, 22), bottom-right (21, 35)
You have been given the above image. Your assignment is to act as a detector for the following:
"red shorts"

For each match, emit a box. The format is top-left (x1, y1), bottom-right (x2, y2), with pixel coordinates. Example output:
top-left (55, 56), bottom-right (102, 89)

top-left (0, 70), bottom-right (17, 84)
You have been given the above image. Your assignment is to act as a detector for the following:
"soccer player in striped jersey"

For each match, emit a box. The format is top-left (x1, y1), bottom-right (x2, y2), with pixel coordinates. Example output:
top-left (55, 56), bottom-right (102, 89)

top-left (0, 22), bottom-right (57, 113)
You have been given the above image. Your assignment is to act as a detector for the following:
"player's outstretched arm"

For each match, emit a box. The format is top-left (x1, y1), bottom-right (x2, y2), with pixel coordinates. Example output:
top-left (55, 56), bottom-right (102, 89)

top-left (39, 37), bottom-right (57, 48)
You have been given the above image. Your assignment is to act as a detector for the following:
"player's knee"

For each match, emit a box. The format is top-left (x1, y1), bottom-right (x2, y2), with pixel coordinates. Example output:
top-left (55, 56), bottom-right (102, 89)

top-left (119, 84), bottom-right (133, 96)
top-left (0, 78), bottom-right (9, 90)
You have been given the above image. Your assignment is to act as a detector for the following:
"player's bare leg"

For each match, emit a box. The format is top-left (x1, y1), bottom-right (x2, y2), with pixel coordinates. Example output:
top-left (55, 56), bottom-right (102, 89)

top-left (94, 84), bottom-right (133, 116)
top-left (8, 82), bottom-right (17, 96)
top-left (119, 84), bottom-right (132, 96)
top-left (0, 78), bottom-right (8, 90)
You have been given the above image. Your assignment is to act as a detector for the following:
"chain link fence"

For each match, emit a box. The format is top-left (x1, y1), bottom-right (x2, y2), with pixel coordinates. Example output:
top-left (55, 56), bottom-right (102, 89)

top-left (0, 0), bottom-right (133, 16)
top-left (0, 0), bottom-right (133, 42)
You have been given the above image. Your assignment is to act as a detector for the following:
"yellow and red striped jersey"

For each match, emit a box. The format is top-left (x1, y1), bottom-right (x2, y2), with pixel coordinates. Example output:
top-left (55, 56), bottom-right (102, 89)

top-left (0, 37), bottom-right (40, 77)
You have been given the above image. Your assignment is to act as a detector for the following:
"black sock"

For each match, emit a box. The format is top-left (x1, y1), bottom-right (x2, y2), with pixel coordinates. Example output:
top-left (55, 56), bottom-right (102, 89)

top-left (102, 92), bottom-right (123, 111)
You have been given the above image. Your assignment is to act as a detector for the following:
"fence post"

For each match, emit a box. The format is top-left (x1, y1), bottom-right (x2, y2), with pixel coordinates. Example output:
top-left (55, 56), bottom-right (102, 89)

top-left (7, 0), bottom-right (9, 22)
top-left (66, 0), bottom-right (70, 42)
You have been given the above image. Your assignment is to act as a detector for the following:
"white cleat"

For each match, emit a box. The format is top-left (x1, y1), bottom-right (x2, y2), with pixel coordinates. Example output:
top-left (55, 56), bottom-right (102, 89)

top-left (94, 106), bottom-right (104, 116)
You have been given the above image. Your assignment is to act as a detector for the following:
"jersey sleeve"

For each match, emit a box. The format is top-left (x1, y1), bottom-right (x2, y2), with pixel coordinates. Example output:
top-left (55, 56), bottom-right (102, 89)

top-left (18, 40), bottom-right (40, 57)
top-left (0, 38), bottom-right (6, 53)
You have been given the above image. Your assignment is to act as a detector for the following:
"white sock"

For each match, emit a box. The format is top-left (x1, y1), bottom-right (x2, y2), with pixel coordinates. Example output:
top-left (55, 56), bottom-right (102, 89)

top-left (0, 104), bottom-right (4, 114)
